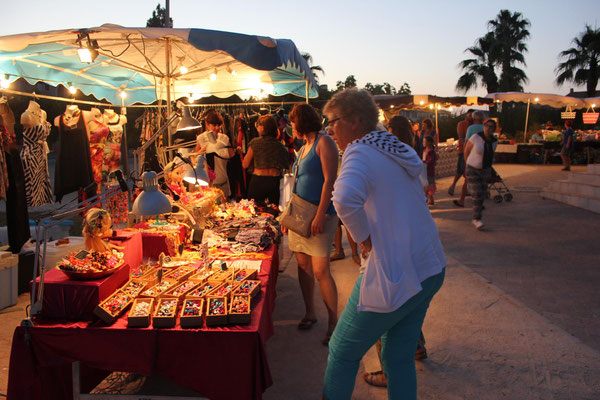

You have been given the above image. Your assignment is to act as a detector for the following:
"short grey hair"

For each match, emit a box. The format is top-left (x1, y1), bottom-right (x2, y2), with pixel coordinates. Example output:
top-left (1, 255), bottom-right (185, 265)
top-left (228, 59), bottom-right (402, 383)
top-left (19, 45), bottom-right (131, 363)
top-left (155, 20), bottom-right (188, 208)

top-left (323, 88), bottom-right (379, 132)
top-left (472, 111), bottom-right (484, 123)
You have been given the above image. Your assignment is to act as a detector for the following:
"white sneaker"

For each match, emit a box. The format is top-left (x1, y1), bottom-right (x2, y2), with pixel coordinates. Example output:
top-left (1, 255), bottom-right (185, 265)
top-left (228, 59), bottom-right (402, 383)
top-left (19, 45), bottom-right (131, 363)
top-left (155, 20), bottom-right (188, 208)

top-left (472, 219), bottom-right (484, 230)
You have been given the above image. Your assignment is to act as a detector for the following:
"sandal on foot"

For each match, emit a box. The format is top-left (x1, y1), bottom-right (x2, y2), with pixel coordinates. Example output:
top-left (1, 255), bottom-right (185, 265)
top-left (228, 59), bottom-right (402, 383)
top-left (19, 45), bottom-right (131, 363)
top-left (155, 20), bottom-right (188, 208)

top-left (297, 318), bottom-right (317, 330)
top-left (364, 371), bottom-right (387, 387)
top-left (330, 252), bottom-right (345, 261)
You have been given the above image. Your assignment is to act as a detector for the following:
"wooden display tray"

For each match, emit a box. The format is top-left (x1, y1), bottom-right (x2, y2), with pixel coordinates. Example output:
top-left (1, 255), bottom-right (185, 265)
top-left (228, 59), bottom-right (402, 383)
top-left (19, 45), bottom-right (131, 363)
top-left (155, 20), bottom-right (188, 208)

top-left (210, 269), bottom-right (233, 282)
top-left (129, 263), bottom-right (153, 279)
top-left (233, 280), bottom-right (261, 298)
top-left (163, 265), bottom-right (197, 283)
top-left (180, 298), bottom-right (204, 328)
top-left (186, 282), bottom-right (217, 298)
top-left (128, 298), bottom-right (154, 328)
top-left (205, 296), bottom-right (228, 326)
top-left (233, 269), bottom-right (257, 282)
top-left (119, 279), bottom-right (148, 298)
top-left (152, 298), bottom-right (178, 328)
top-left (229, 295), bottom-right (251, 325)
top-left (139, 278), bottom-right (178, 299)
top-left (94, 289), bottom-right (133, 324)
top-left (162, 279), bottom-right (202, 300)
top-left (59, 259), bottom-right (124, 281)
top-left (209, 281), bottom-right (240, 298)
top-left (189, 268), bottom-right (215, 283)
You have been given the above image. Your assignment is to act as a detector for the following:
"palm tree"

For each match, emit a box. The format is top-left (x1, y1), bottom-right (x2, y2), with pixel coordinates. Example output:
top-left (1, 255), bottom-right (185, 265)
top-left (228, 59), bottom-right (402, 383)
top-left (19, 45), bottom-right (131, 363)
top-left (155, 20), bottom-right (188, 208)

top-left (456, 32), bottom-right (499, 94)
top-left (301, 52), bottom-right (324, 83)
top-left (555, 25), bottom-right (600, 97)
top-left (488, 9), bottom-right (530, 92)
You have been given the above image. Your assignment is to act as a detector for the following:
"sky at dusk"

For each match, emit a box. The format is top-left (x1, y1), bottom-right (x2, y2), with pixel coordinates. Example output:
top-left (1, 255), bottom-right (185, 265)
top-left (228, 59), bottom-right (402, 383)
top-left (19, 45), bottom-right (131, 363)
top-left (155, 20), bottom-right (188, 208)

top-left (2, 0), bottom-right (600, 97)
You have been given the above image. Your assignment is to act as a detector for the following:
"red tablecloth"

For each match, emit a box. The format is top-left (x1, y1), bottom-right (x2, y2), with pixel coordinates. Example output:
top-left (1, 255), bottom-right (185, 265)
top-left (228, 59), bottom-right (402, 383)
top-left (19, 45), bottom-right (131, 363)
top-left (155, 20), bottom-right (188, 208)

top-left (133, 222), bottom-right (188, 259)
top-left (30, 231), bottom-right (142, 321)
top-left (9, 245), bottom-right (279, 400)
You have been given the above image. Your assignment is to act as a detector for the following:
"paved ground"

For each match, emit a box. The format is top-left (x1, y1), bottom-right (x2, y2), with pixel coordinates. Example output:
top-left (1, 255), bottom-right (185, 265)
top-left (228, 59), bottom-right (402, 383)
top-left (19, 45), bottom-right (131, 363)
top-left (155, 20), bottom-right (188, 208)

top-left (1, 163), bottom-right (599, 399)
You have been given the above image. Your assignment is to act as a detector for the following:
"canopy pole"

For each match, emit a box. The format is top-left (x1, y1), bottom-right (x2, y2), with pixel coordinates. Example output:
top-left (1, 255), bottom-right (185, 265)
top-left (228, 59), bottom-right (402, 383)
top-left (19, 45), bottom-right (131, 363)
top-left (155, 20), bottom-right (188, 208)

top-left (165, 38), bottom-right (173, 161)
top-left (524, 98), bottom-right (531, 142)
top-left (305, 80), bottom-right (309, 104)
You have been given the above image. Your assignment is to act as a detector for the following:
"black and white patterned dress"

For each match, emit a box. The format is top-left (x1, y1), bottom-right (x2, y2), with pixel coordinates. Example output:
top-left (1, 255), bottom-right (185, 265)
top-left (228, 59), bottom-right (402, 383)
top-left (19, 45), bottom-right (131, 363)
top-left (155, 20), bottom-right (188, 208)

top-left (19, 122), bottom-right (53, 207)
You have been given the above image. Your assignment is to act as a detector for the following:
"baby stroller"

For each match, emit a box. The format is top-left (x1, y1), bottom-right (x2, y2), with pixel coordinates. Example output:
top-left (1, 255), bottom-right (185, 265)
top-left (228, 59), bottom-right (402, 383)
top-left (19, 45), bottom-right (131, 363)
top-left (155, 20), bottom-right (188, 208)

top-left (486, 167), bottom-right (513, 203)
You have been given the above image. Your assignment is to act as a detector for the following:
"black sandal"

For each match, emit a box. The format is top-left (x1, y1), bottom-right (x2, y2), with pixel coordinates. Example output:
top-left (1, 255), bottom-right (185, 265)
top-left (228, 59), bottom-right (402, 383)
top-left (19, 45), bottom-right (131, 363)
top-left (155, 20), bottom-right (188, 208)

top-left (297, 318), bottom-right (317, 330)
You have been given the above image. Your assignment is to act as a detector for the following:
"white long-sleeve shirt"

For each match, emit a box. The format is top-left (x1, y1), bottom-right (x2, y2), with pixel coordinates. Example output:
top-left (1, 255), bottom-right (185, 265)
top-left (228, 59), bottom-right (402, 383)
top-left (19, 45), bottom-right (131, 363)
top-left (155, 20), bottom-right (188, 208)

top-left (332, 131), bottom-right (446, 313)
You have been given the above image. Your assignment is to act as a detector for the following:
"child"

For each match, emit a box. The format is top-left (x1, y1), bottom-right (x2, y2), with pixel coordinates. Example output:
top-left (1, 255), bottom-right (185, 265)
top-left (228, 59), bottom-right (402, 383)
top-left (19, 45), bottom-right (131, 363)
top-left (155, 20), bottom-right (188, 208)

top-left (423, 136), bottom-right (438, 206)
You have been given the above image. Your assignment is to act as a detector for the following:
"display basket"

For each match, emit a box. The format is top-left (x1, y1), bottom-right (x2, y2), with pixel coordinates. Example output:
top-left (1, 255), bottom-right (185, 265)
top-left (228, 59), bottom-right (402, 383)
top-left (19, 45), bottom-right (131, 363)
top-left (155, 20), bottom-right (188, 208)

top-left (163, 265), bottom-right (196, 283)
top-left (234, 280), bottom-right (261, 298)
top-left (152, 298), bottom-right (178, 328)
top-left (180, 298), bottom-right (204, 328)
top-left (59, 259), bottom-right (125, 281)
top-left (163, 280), bottom-right (203, 301)
top-left (139, 278), bottom-right (178, 299)
top-left (94, 289), bottom-right (133, 324)
top-left (206, 296), bottom-right (228, 326)
top-left (229, 295), bottom-right (251, 325)
top-left (128, 298), bottom-right (154, 328)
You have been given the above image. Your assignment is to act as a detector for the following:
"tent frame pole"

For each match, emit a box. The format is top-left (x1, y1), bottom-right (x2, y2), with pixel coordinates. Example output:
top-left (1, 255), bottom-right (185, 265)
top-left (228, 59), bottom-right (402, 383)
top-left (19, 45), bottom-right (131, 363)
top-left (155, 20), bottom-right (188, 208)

top-left (524, 98), bottom-right (531, 142)
top-left (305, 80), bottom-right (309, 104)
top-left (165, 38), bottom-right (173, 161)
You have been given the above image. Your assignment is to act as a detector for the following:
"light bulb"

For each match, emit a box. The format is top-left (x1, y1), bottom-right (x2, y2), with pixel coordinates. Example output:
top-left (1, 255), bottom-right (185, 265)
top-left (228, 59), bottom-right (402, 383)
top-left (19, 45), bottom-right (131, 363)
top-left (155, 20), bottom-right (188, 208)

top-left (119, 91), bottom-right (127, 99)
top-left (390, 105), bottom-right (395, 108)
top-left (231, 70), bottom-right (237, 76)
top-left (419, 101), bottom-right (424, 105)
top-left (179, 65), bottom-right (188, 75)
top-left (1, 74), bottom-right (11, 89)
top-left (210, 72), bottom-right (217, 81)
top-left (68, 84), bottom-right (76, 94)
top-left (436, 104), bottom-right (441, 109)
top-left (449, 106), bottom-right (454, 111)
top-left (593, 104), bottom-right (596, 108)
top-left (534, 97), bottom-right (539, 102)
top-left (429, 104), bottom-right (434, 109)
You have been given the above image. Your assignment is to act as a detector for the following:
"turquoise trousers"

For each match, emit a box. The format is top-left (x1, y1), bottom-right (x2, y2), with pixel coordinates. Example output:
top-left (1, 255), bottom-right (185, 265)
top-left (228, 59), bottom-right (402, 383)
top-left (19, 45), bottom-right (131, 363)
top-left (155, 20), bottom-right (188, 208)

top-left (323, 269), bottom-right (445, 400)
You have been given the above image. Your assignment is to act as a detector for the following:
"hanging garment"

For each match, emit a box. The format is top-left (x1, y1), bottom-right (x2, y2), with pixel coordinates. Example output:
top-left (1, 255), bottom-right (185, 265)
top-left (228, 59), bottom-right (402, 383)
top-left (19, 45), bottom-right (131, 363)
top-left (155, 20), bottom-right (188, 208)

top-left (54, 113), bottom-right (94, 202)
top-left (103, 119), bottom-right (123, 178)
top-left (5, 141), bottom-right (30, 252)
top-left (0, 125), bottom-right (11, 201)
top-left (104, 184), bottom-right (129, 225)
top-left (88, 120), bottom-right (109, 193)
top-left (18, 122), bottom-right (53, 207)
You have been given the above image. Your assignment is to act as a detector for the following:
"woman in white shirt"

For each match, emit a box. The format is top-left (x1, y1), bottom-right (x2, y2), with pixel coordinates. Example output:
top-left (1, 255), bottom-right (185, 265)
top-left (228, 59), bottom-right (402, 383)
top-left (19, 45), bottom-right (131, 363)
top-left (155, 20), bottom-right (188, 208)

top-left (322, 89), bottom-right (446, 400)
top-left (464, 119), bottom-right (498, 230)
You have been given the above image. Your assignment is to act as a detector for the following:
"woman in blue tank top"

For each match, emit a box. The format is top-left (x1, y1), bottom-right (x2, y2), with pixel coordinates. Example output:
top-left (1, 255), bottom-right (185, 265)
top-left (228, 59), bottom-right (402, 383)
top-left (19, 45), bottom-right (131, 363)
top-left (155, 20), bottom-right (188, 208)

top-left (286, 104), bottom-right (340, 345)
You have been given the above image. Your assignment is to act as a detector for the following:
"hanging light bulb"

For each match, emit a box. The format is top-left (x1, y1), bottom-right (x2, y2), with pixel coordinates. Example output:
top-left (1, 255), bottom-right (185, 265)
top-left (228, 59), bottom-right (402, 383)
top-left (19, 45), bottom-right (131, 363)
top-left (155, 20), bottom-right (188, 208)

top-left (179, 65), bottom-right (188, 75)
top-left (449, 106), bottom-right (454, 111)
top-left (210, 68), bottom-right (217, 81)
top-left (534, 97), bottom-right (539, 102)
top-left (188, 93), bottom-right (195, 103)
top-left (419, 100), bottom-right (424, 105)
top-left (68, 83), bottom-right (77, 94)
top-left (119, 91), bottom-right (127, 99)
top-left (1, 74), bottom-right (11, 89)
top-left (429, 104), bottom-right (434, 110)
top-left (231, 70), bottom-right (237, 76)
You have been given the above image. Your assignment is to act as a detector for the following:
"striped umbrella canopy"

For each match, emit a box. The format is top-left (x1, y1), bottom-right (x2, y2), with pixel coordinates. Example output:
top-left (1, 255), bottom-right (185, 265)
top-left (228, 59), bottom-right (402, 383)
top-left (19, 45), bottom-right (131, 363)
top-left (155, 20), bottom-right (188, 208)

top-left (0, 24), bottom-right (319, 105)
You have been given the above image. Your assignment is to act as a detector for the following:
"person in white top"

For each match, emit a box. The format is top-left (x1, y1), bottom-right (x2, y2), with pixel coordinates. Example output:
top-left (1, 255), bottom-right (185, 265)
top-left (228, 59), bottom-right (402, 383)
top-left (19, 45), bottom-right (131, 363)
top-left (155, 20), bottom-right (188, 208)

top-left (464, 119), bottom-right (498, 230)
top-left (321, 88), bottom-right (446, 400)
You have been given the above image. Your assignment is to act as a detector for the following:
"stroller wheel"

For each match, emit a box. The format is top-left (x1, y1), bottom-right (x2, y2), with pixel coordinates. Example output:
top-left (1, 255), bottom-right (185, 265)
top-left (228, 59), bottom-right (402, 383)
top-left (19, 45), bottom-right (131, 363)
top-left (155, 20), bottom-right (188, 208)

top-left (504, 193), bottom-right (513, 202)
top-left (493, 195), bottom-right (503, 203)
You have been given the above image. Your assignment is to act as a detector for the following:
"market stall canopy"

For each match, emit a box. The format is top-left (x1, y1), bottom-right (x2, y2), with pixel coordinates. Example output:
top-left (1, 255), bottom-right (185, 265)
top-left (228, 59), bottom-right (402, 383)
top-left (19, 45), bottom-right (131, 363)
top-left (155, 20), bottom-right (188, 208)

top-left (374, 94), bottom-right (494, 110)
top-left (486, 92), bottom-right (600, 109)
top-left (0, 24), bottom-right (319, 105)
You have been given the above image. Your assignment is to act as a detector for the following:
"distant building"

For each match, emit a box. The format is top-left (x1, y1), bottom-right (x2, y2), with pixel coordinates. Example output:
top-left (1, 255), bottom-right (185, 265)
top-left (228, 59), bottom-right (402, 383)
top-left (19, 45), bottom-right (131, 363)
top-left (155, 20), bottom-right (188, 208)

top-left (566, 88), bottom-right (598, 98)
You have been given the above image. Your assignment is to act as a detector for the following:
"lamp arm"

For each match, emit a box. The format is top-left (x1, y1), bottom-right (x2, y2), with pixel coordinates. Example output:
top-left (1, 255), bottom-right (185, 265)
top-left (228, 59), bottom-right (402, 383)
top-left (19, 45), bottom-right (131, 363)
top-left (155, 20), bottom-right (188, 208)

top-left (28, 176), bottom-right (134, 323)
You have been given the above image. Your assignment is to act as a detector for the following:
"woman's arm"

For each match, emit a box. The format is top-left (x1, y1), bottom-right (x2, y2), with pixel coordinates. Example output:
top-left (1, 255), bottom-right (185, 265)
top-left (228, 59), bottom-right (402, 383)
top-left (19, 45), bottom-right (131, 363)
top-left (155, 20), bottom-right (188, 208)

top-left (242, 146), bottom-right (254, 169)
top-left (464, 140), bottom-right (474, 161)
top-left (311, 135), bottom-right (339, 235)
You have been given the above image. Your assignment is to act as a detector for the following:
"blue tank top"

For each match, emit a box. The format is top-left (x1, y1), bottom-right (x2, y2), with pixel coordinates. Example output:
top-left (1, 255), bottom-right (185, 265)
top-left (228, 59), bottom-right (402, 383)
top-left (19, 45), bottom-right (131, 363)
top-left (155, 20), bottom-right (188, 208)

top-left (293, 134), bottom-right (336, 215)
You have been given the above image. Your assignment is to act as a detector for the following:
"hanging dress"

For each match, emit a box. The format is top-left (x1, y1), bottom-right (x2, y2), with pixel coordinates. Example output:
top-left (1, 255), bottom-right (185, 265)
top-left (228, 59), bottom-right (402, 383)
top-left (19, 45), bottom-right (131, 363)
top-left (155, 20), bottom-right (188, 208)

top-left (19, 122), bottom-right (53, 207)
top-left (54, 113), bottom-right (94, 202)
top-left (88, 119), bottom-right (109, 193)
top-left (103, 117), bottom-right (123, 178)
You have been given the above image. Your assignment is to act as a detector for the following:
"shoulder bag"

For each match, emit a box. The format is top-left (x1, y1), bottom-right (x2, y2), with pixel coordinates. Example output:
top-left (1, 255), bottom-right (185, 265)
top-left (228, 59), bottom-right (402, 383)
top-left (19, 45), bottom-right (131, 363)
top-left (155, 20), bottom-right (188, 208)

top-left (279, 147), bottom-right (318, 238)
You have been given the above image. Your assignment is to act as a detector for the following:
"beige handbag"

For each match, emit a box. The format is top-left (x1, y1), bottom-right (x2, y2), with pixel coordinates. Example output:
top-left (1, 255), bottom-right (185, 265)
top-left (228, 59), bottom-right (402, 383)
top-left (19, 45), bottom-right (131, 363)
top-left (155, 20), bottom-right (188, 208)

top-left (279, 151), bottom-right (318, 238)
